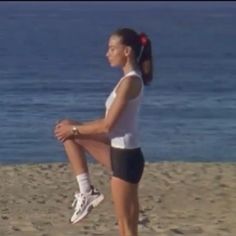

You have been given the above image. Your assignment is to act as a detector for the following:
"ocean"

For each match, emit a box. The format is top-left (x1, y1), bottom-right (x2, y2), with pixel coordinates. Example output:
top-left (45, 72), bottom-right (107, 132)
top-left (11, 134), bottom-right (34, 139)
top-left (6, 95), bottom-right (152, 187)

top-left (0, 1), bottom-right (236, 164)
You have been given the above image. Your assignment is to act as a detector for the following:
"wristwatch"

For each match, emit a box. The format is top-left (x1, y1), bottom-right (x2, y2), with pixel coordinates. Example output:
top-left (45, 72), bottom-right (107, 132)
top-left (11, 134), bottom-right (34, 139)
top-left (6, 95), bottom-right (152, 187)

top-left (72, 126), bottom-right (79, 137)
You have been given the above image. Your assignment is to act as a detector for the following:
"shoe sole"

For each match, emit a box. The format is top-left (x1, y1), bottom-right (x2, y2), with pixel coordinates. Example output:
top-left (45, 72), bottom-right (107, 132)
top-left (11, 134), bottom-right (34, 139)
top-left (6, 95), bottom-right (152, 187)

top-left (70, 194), bottom-right (104, 224)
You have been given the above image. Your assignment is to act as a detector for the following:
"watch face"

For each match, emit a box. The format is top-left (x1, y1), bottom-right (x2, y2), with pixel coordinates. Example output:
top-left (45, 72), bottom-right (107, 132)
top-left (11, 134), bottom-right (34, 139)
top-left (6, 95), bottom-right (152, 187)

top-left (72, 126), bottom-right (78, 136)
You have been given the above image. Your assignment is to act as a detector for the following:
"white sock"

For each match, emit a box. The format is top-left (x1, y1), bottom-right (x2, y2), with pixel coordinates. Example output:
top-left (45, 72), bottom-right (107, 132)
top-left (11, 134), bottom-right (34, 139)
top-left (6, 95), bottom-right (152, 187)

top-left (76, 173), bottom-right (91, 193)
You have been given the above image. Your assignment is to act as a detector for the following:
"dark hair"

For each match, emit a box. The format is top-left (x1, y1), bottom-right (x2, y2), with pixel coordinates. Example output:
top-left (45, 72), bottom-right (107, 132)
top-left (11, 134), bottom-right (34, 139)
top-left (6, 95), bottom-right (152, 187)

top-left (111, 28), bottom-right (153, 86)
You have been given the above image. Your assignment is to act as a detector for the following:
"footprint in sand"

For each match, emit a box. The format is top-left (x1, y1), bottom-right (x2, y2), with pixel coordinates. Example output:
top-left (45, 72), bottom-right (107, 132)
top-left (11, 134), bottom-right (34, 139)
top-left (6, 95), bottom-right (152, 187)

top-left (2, 215), bottom-right (9, 220)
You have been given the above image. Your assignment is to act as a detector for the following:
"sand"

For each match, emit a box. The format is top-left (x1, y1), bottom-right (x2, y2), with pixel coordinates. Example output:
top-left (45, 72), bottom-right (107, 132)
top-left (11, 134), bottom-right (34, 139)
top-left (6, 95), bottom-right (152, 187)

top-left (0, 161), bottom-right (235, 236)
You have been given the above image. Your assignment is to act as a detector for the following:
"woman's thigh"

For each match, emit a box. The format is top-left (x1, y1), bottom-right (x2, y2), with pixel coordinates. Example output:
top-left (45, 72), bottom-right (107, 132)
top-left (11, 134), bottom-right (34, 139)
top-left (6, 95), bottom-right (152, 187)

top-left (74, 134), bottom-right (111, 171)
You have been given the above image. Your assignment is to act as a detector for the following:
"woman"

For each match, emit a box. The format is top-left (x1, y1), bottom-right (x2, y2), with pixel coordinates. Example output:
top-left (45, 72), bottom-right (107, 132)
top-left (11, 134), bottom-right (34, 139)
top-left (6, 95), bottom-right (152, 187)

top-left (54, 27), bottom-right (153, 236)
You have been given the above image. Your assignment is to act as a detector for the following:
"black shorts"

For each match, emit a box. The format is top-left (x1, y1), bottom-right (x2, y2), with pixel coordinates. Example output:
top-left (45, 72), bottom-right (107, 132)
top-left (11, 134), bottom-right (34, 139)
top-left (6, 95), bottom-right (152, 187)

top-left (110, 146), bottom-right (145, 184)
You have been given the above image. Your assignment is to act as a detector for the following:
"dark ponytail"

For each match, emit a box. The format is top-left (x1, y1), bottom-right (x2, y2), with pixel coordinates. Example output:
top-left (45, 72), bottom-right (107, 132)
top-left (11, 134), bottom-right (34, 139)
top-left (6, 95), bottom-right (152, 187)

top-left (111, 28), bottom-right (153, 86)
top-left (138, 33), bottom-right (153, 86)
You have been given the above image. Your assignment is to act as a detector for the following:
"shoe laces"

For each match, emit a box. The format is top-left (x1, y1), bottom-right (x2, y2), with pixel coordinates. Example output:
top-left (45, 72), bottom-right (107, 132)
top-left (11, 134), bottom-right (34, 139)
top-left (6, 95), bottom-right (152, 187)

top-left (72, 192), bottom-right (87, 211)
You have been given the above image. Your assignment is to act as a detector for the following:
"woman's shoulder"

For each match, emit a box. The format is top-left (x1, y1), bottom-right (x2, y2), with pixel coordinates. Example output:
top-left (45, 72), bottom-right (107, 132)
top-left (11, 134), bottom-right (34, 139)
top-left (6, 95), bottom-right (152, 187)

top-left (116, 75), bottom-right (143, 99)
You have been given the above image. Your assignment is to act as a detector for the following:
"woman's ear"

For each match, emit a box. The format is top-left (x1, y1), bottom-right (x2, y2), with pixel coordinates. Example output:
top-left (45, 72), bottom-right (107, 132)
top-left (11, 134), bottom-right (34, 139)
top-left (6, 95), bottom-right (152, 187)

top-left (124, 46), bottom-right (132, 57)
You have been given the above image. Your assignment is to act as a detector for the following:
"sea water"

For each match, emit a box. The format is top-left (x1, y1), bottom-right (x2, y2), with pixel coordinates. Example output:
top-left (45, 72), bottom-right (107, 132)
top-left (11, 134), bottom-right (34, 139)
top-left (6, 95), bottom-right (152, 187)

top-left (0, 2), bottom-right (236, 164)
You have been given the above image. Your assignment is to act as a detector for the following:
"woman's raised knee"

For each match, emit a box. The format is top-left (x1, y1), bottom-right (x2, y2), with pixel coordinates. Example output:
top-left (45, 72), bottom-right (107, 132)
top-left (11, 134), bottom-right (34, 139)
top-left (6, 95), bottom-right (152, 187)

top-left (63, 138), bottom-right (75, 145)
top-left (63, 138), bottom-right (83, 150)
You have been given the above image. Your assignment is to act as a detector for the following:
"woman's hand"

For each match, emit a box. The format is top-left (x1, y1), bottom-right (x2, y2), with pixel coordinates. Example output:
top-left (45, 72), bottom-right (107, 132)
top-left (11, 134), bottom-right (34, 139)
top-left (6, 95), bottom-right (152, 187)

top-left (54, 122), bottom-right (74, 143)
top-left (54, 119), bottom-right (82, 142)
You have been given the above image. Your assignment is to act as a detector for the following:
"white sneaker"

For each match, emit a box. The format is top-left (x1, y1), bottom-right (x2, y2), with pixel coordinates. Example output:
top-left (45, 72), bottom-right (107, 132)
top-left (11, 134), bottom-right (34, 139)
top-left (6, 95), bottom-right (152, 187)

top-left (70, 186), bottom-right (104, 224)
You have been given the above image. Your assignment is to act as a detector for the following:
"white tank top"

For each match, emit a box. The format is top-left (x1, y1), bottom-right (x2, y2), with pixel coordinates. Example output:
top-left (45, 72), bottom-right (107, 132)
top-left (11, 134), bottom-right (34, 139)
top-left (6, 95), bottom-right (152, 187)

top-left (105, 70), bottom-right (144, 149)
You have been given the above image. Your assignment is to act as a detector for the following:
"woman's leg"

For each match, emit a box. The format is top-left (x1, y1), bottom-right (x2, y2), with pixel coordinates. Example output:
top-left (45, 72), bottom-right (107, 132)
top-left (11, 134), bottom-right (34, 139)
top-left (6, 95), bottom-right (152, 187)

top-left (111, 177), bottom-right (139, 236)
top-left (62, 135), bottom-right (111, 224)
top-left (63, 134), bottom-right (111, 176)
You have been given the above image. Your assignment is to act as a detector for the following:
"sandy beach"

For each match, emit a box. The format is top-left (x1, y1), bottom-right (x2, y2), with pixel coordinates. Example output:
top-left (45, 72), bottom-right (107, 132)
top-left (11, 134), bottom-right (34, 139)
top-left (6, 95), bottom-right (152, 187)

top-left (0, 161), bottom-right (235, 236)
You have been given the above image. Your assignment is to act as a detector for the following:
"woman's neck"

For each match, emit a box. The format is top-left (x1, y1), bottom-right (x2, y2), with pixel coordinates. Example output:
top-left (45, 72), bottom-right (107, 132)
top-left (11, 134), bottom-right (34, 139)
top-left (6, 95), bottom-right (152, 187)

top-left (122, 60), bottom-right (139, 76)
